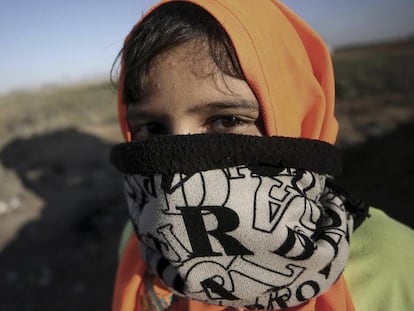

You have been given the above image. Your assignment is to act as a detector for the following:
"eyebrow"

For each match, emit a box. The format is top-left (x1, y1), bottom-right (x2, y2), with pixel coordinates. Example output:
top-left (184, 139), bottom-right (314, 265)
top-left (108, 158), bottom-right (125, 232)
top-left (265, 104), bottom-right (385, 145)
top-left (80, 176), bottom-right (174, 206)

top-left (187, 100), bottom-right (259, 114)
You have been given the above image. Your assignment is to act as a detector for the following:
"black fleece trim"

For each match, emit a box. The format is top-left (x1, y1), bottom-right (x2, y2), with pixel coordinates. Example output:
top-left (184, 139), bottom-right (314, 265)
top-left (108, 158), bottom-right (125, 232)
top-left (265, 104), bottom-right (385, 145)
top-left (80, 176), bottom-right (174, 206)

top-left (110, 134), bottom-right (342, 176)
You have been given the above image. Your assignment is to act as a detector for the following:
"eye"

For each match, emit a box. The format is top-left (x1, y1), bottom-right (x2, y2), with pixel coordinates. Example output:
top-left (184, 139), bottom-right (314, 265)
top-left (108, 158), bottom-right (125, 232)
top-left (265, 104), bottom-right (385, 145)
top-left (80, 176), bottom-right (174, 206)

top-left (207, 115), bottom-right (255, 132)
top-left (130, 122), bottom-right (167, 141)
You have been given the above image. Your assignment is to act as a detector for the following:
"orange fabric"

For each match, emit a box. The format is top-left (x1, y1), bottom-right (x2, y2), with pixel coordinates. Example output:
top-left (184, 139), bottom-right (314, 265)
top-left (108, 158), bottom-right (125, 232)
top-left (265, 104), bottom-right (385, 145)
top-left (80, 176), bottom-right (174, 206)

top-left (112, 234), bottom-right (143, 311)
top-left (113, 0), bottom-right (351, 310)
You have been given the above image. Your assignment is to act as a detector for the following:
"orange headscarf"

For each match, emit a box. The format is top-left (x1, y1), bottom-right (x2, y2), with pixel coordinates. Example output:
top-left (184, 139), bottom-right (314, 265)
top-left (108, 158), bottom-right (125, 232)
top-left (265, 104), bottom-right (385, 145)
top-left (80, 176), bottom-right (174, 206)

top-left (113, 1), bottom-right (352, 310)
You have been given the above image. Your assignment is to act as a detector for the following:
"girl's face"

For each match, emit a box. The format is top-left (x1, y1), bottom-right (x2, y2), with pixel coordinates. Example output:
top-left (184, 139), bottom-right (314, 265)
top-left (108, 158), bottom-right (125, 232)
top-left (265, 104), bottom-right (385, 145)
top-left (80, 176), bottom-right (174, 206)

top-left (126, 41), bottom-right (264, 141)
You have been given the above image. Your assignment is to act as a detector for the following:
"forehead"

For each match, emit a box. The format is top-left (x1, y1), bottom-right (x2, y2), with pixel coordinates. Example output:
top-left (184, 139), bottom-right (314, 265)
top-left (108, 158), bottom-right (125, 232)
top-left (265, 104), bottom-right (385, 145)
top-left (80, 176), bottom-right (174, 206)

top-left (148, 40), bottom-right (218, 84)
top-left (128, 41), bottom-right (259, 117)
top-left (137, 40), bottom-right (251, 104)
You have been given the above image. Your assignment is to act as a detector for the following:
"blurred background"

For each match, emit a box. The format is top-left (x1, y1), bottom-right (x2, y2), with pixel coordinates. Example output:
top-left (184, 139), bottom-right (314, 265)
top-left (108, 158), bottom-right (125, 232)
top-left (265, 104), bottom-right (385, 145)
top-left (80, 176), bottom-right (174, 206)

top-left (0, 0), bottom-right (413, 310)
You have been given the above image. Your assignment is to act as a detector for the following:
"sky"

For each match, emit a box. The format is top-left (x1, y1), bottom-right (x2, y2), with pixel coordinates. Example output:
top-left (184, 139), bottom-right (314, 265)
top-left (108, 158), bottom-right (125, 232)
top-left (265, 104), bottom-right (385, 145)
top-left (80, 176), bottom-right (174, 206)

top-left (1, 0), bottom-right (413, 94)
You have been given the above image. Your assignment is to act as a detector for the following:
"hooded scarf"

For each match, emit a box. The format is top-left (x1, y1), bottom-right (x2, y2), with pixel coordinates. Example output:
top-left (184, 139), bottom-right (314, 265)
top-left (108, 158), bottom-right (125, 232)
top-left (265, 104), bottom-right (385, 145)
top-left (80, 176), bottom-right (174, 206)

top-left (112, 1), bottom-right (358, 310)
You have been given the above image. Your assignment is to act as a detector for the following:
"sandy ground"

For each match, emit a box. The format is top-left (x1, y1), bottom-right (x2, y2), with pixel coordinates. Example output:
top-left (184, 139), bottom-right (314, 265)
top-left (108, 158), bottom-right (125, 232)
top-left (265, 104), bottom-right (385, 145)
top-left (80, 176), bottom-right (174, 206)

top-left (0, 90), bottom-right (413, 310)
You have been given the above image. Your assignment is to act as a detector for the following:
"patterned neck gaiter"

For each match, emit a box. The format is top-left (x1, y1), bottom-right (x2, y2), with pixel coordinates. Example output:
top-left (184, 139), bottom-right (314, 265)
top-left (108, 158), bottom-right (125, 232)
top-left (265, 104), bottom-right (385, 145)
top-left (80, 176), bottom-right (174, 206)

top-left (110, 134), bottom-right (367, 310)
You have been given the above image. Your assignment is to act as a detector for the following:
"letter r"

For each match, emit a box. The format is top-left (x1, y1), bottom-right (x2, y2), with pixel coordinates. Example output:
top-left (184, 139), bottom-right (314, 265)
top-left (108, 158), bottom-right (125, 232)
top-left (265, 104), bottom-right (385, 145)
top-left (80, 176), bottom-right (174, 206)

top-left (178, 206), bottom-right (253, 257)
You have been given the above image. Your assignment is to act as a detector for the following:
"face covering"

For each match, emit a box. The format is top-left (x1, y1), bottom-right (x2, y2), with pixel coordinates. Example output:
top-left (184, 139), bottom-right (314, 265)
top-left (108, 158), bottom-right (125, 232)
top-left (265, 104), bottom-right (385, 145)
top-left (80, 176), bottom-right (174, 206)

top-left (111, 134), bottom-right (366, 310)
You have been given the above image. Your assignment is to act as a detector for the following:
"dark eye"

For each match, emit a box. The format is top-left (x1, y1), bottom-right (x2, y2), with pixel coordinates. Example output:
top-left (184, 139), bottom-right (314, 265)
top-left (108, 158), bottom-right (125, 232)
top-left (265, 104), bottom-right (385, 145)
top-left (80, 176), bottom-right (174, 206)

top-left (131, 122), bottom-right (167, 140)
top-left (144, 123), bottom-right (165, 133)
top-left (209, 116), bottom-right (245, 129)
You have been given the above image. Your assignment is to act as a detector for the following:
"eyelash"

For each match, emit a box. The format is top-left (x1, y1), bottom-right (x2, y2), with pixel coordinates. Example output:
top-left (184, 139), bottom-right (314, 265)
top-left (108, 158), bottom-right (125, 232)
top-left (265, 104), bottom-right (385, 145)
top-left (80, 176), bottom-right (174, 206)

top-left (206, 115), bottom-right (254, 130)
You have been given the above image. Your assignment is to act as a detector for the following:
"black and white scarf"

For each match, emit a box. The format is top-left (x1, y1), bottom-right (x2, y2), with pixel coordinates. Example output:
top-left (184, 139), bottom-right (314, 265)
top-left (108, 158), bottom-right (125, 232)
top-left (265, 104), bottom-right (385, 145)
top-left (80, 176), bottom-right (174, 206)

top-left (110, 134), bottom-right (368, 310)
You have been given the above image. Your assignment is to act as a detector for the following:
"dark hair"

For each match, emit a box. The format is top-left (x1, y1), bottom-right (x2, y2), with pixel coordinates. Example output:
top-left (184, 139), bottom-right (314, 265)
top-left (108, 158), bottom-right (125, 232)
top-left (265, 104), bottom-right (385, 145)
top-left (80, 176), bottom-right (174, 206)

top-left (112, 1), bottom-right (244, 104)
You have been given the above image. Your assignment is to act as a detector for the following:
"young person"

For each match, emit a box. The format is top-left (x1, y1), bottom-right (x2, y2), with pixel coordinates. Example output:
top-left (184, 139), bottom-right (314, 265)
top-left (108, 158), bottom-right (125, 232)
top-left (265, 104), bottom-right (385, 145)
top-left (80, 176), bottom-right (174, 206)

top-left (110, 1), bottom-right (414, 310)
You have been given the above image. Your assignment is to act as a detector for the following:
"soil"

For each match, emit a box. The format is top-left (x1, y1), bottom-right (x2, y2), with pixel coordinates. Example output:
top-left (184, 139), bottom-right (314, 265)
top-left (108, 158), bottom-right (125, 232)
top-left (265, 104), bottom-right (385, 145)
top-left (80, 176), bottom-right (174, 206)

top-left (0, 126), bottom-right (127, 311)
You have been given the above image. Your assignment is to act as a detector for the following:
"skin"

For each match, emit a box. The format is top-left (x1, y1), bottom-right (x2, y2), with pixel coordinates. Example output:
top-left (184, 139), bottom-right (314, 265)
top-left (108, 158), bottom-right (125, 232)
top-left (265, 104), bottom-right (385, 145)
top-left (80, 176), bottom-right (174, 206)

top-left (126, 40), bottom-right (264, 141)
